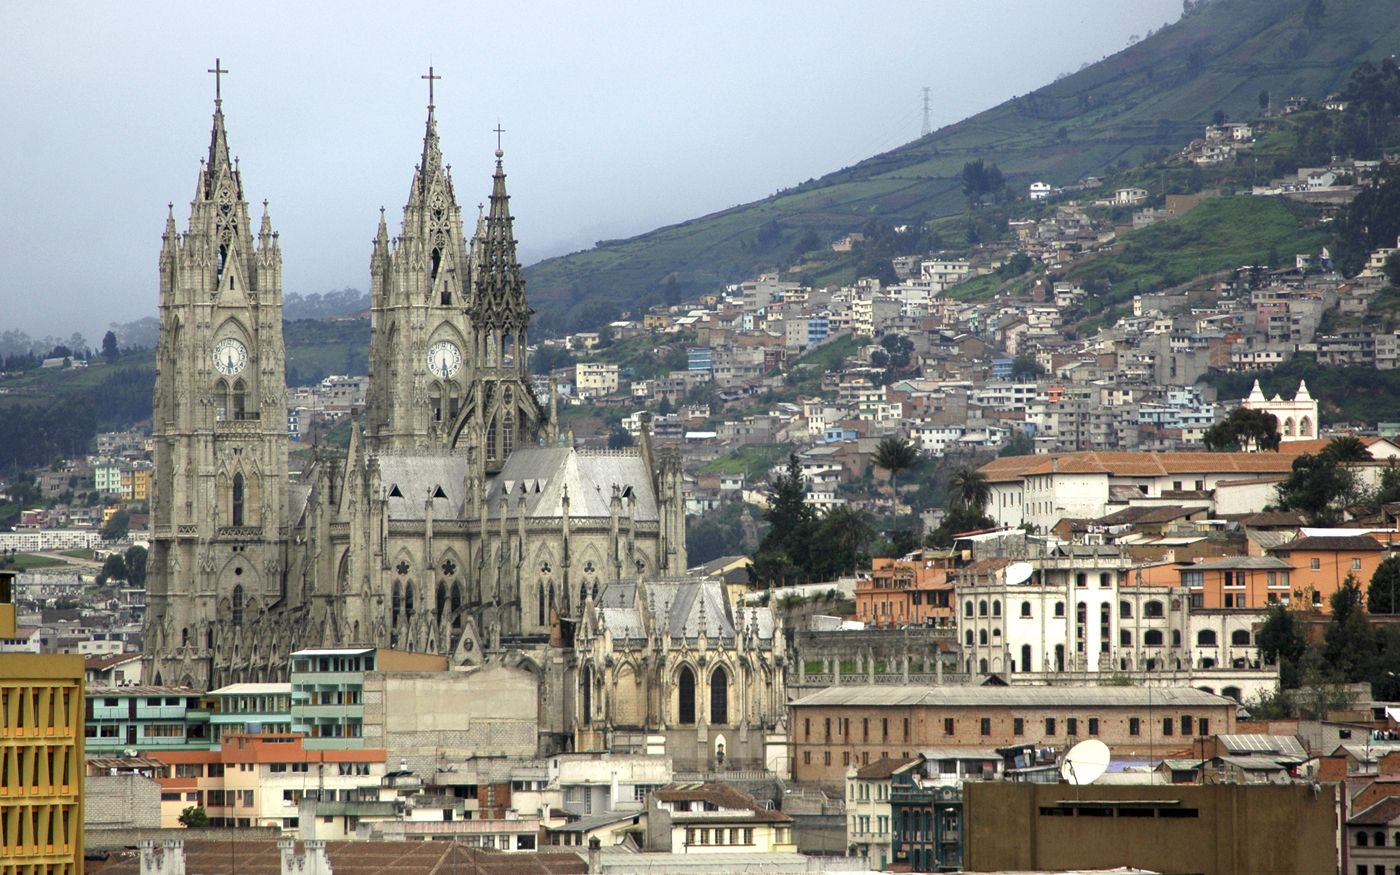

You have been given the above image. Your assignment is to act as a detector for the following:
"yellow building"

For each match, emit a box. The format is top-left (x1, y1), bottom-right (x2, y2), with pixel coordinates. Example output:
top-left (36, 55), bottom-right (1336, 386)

top-left (131, 468), bottom-right (152, 502)
top-left (0, 569), bottom-right (85, 875)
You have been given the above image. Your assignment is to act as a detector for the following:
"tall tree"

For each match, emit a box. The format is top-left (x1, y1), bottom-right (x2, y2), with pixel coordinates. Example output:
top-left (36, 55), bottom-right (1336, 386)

top-left (813, 505), bottom-right (875, 577)
top-left (1323, 574), bottom-right (1376, 682)
top-left (1369, 556), bottom-right (1400, 614)
top-left (873, 436), bottom-right (919, 523)
top-left (101, 331), bottom-right (119, 363)
top-left (950, 466), bottom-right (992, 512)
top-left (1257, 603), bottom-right (1308, 689)
top-left (751, 454), bottom-right (817, 585)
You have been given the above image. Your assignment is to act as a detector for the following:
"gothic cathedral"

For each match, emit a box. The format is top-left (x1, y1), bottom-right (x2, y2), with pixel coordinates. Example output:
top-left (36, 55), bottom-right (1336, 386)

top-left (143, 78), bottom-right (688, 689)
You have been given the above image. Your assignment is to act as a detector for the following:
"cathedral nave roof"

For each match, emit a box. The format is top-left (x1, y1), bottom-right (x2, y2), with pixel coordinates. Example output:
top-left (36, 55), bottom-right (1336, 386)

top-left (487, 447), bottom-right (659, 521)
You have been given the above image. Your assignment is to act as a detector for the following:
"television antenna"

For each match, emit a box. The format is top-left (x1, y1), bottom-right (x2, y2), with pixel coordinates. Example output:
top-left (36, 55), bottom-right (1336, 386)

top-left (1061, 739), bottom-right (1110, 785)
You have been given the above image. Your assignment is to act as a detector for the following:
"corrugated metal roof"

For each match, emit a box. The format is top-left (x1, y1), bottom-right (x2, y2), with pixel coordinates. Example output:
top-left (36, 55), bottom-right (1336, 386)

top-left (1217, 734), bottom-right (1306, 758)
top-left (791, 685), bottom-right (1233, 709)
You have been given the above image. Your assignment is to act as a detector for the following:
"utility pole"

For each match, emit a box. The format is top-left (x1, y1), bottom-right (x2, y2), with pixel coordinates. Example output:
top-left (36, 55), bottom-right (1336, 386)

top-left (921, 87), bottom-right (932, 137)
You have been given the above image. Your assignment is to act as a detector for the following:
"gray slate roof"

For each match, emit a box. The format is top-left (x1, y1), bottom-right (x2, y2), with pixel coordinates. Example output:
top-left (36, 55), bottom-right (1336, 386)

top-left (488, 447), bottom-right (658, 521)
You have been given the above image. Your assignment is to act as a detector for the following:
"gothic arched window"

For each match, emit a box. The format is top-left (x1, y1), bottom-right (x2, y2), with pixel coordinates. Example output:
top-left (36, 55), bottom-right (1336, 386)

top-left (232, 379), bottom-right (246, 421)
top-left (1021, 644), bottom-right (1032, 672)
top-left (710, 667), bottom-right (729, 725)
top-left (404, 584), bottom-right (415, 621)
top-left (392, 581), bottom-right (402, 626)
top-left (502, 414), bottom-right (515, 457)
top-left (214, 378), bottom-right (230, 420)
top-left (677, 666), bottom-right (697, 725)
top-left (486, 418), bottom-right (498, 461)
top-left (538, 582), bottom-right (546, 628)
top-left (435, 582), bottom-right (446, 625)
top-left (430, 383), bottom-right (443, 424)
top-left (231, 473), bottom-right (245, 526)
top-left (231, 585), bottom-right (244, 627)
top-left (451, 583), bottom-right (463, 632)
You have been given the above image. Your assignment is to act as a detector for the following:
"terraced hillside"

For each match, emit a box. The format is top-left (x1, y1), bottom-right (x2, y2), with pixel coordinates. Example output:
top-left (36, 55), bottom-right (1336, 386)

top-left (523, 0), bottom-right (1400, 334)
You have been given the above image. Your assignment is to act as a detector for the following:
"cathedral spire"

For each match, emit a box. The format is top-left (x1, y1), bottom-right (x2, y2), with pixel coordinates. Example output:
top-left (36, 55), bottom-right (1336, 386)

top-left (470, 144), bottom-right (529, 322)
top-left (202, 59), bottom-right (240, 202)
top-left (413, 67), bottom-right (447, 203)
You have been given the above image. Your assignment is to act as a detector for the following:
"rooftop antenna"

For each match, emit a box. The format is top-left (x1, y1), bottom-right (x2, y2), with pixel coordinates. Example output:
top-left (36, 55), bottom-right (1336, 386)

top-left (921, 87), bottom-right (932, 137)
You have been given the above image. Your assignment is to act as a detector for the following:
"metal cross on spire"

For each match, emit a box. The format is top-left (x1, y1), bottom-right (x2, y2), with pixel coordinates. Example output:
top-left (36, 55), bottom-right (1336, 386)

top-left (208, 58), bottom-right (228, 104)
top-left (422, 66), bottom-right (441, 109)
top-left (493, 122), bottom-right (506, 154)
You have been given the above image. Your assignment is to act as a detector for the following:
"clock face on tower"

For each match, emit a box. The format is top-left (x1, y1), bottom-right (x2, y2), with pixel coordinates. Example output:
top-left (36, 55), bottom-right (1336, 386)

top-left (213, 338), bottom-right (248, 376)
top-left (427, 341), bottom-right (462, 379)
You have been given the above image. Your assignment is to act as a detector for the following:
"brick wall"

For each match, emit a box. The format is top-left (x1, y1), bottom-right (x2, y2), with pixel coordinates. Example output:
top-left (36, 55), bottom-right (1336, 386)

top-left (790, 702), bottom-right (1236, 785)
top-left (85, 775), bottom-right (162, 830)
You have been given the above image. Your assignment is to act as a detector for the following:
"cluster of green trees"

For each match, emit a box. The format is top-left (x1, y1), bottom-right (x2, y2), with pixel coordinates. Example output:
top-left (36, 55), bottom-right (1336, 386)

top-left (746, 441), bottom-right (1000, 586)
top-left (1257, 564), bottom-right (1400, 714)
top-left (97, 545), bottom-right (147, 587)
top-left (1272, 438), bottom-right (1400, 525)
top-left (748, 455), bottom-right (878, 585)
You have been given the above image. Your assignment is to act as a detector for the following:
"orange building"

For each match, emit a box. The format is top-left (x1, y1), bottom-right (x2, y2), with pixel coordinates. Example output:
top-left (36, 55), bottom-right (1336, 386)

top-left (1177, 535), bottom-right (1388, 612)
top-left (1268, 535), bottom-right (1386, 608)
top-left (150, 733), bottom-right (385, 830)
top-left (1177, 556), bottom-right (1294, 610)
top-left (855, 554), bottom-right (955, 628)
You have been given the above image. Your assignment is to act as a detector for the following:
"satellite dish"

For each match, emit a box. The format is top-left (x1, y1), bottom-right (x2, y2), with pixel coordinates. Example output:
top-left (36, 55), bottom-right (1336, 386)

top-left (1005, 562), bottom-right (1034, 586)
top-left (1061, 739), bottom-right (1110, 785)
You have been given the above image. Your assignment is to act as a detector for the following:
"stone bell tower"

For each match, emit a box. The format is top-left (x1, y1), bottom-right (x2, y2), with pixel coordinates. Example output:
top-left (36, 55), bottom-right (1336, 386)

top-left (145, 60), bottom-right (290, 688)
top-left (365, 67), bottom-right (478, 451)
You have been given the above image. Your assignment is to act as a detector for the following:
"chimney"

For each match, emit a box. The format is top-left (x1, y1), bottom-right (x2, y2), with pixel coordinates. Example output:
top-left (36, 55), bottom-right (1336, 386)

top-left (588, 836), bottom-right (602, 874)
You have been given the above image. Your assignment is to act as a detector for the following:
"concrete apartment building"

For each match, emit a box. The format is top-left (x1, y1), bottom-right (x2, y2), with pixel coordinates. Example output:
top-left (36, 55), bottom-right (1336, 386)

top-left (789, 686), bottom-right (1236, 785)
top-left (0, 569), bottom-right (86, 875)
top-left (149, 733), bottom-right (386, 829)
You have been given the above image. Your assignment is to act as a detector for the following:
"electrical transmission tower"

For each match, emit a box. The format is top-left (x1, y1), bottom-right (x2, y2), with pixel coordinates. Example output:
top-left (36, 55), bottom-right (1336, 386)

top-left (921, 87), bottom-right (932, 137)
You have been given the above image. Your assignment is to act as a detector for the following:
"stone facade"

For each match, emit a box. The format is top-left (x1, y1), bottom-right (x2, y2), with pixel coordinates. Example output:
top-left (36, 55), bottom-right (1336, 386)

top-left (143, 91), bottom-right (686, 691)
top-left (574, 578), bottom-right (786, 770)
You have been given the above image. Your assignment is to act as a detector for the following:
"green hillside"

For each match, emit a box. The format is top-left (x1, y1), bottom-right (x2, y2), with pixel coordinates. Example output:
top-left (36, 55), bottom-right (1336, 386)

top-left (523, 0), bottom-right (1400, 334)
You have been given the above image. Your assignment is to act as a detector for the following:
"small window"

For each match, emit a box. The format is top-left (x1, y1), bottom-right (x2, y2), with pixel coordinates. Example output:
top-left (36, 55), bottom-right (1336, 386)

top-left (1013, 717), bottom-right (1024, 736)
top-left (1020, 601), bottom-right (1031, 618)
top-left (1088, 717), bottom-right (1099, 736)
top-left (943, 717), bottom-right (954, 736)
top-left (1129, 718), bottom-right (1141, 736)
top-left (1311, 557), bottom-right (1321, 571)
top-left (1162, 717), bottom-right (1174, 737)
top-left (980, 718), bottom-right (991, 737)
top-left (1197, 630), bottom-right (1217, 647)
top-left (1045, 717), bottom-right (1057, 736)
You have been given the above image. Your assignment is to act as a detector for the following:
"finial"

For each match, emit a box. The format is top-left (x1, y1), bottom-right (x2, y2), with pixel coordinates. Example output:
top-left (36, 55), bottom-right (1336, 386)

top-left (422, 66), bottom-right (441, 110)
top-left (493, 122), bottom-right (506, 157)
top-left (208, 58), bottom-right (228, 105)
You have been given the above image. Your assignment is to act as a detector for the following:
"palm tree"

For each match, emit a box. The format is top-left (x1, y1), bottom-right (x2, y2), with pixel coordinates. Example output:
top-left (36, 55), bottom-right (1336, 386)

top-left (950, 466), bottom-right (991, 512)
top-left (1323, 436), bottom-right (1371, 464)
top-left (873, 436), bottom-right (919, 520)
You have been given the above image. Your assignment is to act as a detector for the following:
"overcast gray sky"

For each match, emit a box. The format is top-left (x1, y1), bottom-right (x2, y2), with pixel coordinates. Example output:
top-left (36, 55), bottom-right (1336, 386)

top-left (0, 0), bottom-right (1182, 344)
